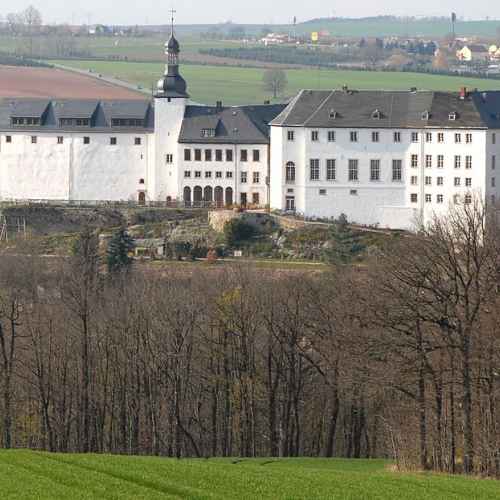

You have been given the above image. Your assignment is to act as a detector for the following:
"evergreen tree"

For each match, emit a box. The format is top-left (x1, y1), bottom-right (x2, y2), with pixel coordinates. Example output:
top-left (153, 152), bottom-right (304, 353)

top-left (106, 228), bottom-right (135, 273)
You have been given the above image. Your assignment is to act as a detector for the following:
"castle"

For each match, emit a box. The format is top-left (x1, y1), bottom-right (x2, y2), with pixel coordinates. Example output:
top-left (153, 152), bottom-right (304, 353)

top-left (1, 29), bottom-right (500, 230)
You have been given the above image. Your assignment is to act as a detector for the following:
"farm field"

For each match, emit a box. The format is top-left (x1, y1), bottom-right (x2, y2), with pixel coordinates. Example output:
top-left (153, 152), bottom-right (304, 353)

top-left (53, 59), bottom-right (500, 105)
top-left (1, 450), bottom-right (500, 499)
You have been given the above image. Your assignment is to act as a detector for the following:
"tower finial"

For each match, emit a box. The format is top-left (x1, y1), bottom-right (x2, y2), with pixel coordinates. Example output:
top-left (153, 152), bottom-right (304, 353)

top-left (170, 8), bottom-right (176, 35)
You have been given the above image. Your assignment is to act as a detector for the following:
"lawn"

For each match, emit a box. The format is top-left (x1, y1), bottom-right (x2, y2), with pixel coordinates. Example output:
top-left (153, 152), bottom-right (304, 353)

top-left (51, 59), bottom-right (500, 106)
top-left (0, 451), bottom-right (499, 499)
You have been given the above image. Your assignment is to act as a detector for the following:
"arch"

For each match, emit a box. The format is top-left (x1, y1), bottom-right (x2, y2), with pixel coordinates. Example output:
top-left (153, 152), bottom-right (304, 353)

top-left (214, 186), bottom-right (224, 208)
top-left (193, 186), bottom-right (203, 207)
top-left (225, 187), bottom-right (233, 206)
top-left (138, 191), bottom-right (146, 206)
top-left (203, 186), bottom-right (213, 204)
top-left (285, 161), bottom-right (296, 183)
top-left (183, 187), bottom-right (191, 207)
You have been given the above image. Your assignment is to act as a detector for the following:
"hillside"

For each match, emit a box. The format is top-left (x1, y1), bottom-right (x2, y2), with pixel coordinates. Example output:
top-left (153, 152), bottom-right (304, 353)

top-left (1, 451), bottom-right (500, 499)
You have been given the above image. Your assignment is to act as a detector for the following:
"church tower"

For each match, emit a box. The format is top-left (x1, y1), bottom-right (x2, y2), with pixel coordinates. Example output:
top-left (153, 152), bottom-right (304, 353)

top-left (151, 10), bottom-right (189, 202)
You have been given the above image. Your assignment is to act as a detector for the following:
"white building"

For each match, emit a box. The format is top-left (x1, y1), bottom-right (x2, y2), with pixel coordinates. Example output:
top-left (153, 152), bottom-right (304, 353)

top-left (270, 87), bottom-right (500, 229)
top-left (1, 30), bottom-right (500, 231)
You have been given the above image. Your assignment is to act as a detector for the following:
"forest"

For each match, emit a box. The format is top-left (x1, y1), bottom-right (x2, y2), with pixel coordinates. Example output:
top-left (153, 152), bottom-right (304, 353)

top-left (0, 201), bottom-right (499, 478)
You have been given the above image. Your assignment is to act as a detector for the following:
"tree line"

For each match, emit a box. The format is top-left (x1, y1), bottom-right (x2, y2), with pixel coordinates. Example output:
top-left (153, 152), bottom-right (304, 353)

top-left (0, 201), bottom-right (500, 477)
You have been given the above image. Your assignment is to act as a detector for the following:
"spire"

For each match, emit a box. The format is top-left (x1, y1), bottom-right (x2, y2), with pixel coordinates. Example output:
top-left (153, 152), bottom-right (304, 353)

top-left (155, 8), bottom-right (189, 99)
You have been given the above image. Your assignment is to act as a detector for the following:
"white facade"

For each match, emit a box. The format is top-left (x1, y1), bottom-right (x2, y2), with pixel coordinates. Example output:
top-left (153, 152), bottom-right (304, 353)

top-left (270, 126), bottom-right (500, 230)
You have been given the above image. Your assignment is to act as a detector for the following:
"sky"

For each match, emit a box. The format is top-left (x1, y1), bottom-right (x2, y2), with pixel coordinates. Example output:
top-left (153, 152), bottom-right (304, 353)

top-left (0, 0), bottom-right (499, 26)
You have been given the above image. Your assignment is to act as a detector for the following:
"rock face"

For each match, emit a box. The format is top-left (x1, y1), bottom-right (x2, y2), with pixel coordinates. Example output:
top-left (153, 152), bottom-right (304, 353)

top-left (208, 210), bottom-right (277, 234)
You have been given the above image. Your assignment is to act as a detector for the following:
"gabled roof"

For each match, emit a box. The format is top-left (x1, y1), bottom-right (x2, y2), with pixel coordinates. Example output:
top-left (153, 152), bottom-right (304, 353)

top-left (179, 103), bottom-right (286, 144)
top-left (271, 89), bottom-right (500, 129)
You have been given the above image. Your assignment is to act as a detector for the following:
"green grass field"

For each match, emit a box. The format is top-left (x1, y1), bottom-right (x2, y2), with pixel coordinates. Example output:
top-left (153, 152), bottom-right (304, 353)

top-left (53, 59), bottom-right (500, 105)
top-left (1, 451), bottom-right (500, 499)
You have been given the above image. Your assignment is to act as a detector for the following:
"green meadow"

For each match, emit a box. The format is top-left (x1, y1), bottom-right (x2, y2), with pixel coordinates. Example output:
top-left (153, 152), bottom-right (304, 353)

top-left (52, 59), bottom-right (500, 105)
top-left (1, 451), bottom-right (500, 499)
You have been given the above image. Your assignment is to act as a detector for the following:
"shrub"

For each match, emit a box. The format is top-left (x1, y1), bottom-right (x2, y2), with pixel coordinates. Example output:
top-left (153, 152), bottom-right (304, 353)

top-left (223, 219), bottom-right (255, 247)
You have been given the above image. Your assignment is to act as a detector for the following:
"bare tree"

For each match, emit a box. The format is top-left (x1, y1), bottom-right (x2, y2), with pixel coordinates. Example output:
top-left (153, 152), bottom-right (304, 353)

top-left (263, 69), bottom-right (288, 99)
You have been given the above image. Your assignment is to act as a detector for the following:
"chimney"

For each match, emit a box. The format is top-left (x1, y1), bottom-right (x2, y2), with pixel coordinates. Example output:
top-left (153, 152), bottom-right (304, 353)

top-left (264, 100), bottom-right (270, 105)
top-left (216, 100), bottom-right (223, 111)
top-left (342, 84), bottom-right (349, 93)
top-left (459, 87), bottom-right (467, 100)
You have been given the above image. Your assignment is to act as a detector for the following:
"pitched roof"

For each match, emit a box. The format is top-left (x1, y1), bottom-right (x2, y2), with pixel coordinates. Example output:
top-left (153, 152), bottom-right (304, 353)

top-left (0, 98), bottom-right (154, 132)
top-left (271, 89), bottom-right (500, 129)
top-left (179, 104), bottom-right (286, 144)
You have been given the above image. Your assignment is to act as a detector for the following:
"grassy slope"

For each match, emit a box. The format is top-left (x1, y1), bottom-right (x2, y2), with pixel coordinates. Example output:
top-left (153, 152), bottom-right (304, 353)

top-left (52, 59), bottom-right (500, 105)
top-left (1, 451), bottom-right (500, 499)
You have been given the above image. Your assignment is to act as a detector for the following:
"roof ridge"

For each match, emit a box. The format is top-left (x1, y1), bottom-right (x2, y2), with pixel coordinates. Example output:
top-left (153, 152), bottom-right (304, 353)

top-left (303, 90), bottom-right (336, 127)
top-left (270, 90), bottom-right (305, 126)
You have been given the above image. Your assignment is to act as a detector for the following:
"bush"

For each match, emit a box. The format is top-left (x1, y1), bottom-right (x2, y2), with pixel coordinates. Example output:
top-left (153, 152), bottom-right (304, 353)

top-left (223, 219), bottom-right (255, 247)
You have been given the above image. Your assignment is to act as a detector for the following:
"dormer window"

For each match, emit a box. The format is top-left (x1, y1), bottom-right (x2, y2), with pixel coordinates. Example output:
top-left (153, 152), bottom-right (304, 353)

top-left (421, 111), bottom-right (430, 120)
top-left (60, 118), bottom-right (90, 127)
top-left (201, 128), bottom-right (216, 138)
top-left (449, 112), bottom-right (458, 121)
top-left (329, 109), bottom-right (338, 119)
top-left (372, 109), bottom-right (382, 119)
top-left (111, 118), bottom-right (144, 127)
top-left (12, 117), bottom-right (41, 126)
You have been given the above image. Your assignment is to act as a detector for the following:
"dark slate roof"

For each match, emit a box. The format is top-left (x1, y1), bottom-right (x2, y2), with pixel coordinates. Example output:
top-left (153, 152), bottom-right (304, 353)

top-left (0, 99), bottom-right (154, 132)
top-left (179, 104), bottom-right (286, 144)
top-left (271, 89), bottom-right (500, 129)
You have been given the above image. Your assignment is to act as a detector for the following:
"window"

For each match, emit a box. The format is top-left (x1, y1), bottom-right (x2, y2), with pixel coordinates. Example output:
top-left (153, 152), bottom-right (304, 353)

top-left (215, 149), bottom-right (223, 162)
top-left (57, 136), bottom-right (64, 144)
top-left (411, 176), bottom-right (418, 185)
top-left (425, 176), bottom-right (432, 186)
top-left (240, 149), bottom-right (248, 162)
top-left (426, 132), bottom-right (432, 143)
top-left (195, 171), bottom-right (201, 178)
top-left (425, 194), bottom-right (432, 203)
top-left (241, 171), bottom-right (248, 183)
top-left (492, 195), bottom-right (496, 204)
top-left (216, 171), bottom-right (222, 178)
top-left (83, 136), bottom-right (90, 145)
top-left (31, 136), bottom-right (37, 144)
top-left (205, 171), bottom-right (212, 178)
top-left (184, 171), bottom-right (191, 178)
top-left (493, 133), bottom-right (496, 145)
top-left (226, 171), bottom-right (233, 179)
top-left (311, 131), bottom-right (319, 142)
top-left (350, 190), bottom-right (358, 196)
top-left (492, 177), bottom-right (496, 188)
top-left (493, 156), bottom-right (496, 170)
top-left (326, 159), bottom-right (336, 181)
top-left (372, 131), bottom-right (379, 143)
top-left (328, 130), bottom-right (336, 142)
top-left (110, 137), bottom-right (117, 145)
top-left (437, 155), bottom-right (444, 168)
top-left (5, 136), bottom-right (11, 143)
top-left (411, 154), bottom-right (418, 168)
top-left (465, 178), bottom-right (472, 187)
top-left (348, 159), bottom-right (359, 181)
top-left (253, 150), bottom-right (260, 162)
top-left (139, 178), bottom-right (145, 185)
top-left (411, 132), bottom-right (419, 143)
top-left (195, 149), bottom-right (202, 161)
top-left (465, 156), bottom-right (472, 169)
top-left (111, 118), bottom-right (143, 128)
top-left (166, 154), bottom-right (173, 164)
top-left (454, 156), bottom-right (461, 169)
top-left (454, 177), bottom-right (461, 186)
top-left (438, 132), bottom-right (444, 143)
top-left (437, 176), bottom-right (444, 186)
top-left (184, 149), bottom-right (191, 161)
top-left (201, 128), bottom-right (215, 138)
top-left (437, 194), bottom-right (444, 204)
top-left (287, 130), bottom-right (295, 141)
top-left (465, 194), bottom-right (472, 204)
top-left (253, 172), bottom-right (260, 184)
top-left (350, 131), bottom-right (358, 142)
top-left (252, 193), bottom-right (260, 205)
top-left (226, 149), bottom-right (233, 162)
top-left (392, 160), bottom-right (402, 182)
top-left (134, 137), bottom-right (141, 146)
top-left (370, 159), bottom-right (380, 181)
top-left (310, 159), bottom-right (320, 180)
top-left (425, 155), bottom-right (432, 168)
top-left (319, 189), bottom-right (327, 196)
top-left (394, 132), bottom-right (401, 143)
top-left (466, 133), bottom-right (472, 144)
top-left (455, 133), bottom-right (461, 143)
top-left (286, 162), bottom-right (296, 183)
top-left (411, 193), bottom-right (418, 203)
top-left (205, 149), bottom-right (212, 162)
top-left (453, 194), bottom-right (460, 204)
